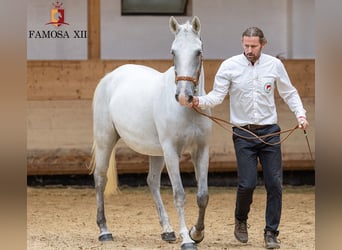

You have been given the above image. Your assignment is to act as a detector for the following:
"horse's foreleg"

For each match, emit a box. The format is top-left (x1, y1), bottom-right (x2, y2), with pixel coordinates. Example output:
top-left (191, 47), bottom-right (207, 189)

top-left (164, 153), bottom-right (197, 249)
top-left (189, 146), bottom-right (209, 243)
top-left (189, 187), bottom-right (208, 244)
top-left (147, 156), bottom-right (176, 242)
top-left (94, 147), bottom-right (114, 241)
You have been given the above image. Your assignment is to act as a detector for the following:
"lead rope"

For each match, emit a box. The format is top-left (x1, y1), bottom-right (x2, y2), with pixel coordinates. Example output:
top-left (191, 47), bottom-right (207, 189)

top-left (192, 106), bottom-right (299, 146)
top-left (303, 129), bottom-right (315, 163)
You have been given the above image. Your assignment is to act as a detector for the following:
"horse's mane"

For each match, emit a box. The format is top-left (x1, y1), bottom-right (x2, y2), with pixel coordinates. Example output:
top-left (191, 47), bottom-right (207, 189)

top-left (179, 21), bottom-right (192, 32)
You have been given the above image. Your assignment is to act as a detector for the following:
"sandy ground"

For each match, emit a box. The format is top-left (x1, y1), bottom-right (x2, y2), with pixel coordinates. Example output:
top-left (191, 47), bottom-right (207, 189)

top-left (27, 186), bottom-right (314, 250)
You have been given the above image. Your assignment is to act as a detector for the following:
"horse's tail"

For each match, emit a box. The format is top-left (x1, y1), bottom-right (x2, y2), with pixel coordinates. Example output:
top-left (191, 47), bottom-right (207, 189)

top-left (88, 141), bottom-right (119, 196)
top-left (88, 141), bottom-right (96, 174)
top-left (104, 148), bottom-right (119, 196)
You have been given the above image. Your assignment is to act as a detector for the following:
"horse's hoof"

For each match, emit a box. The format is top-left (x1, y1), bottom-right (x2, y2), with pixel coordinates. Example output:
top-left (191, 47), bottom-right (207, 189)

top-left (161, 231), bottom-right (177, 242)
top-left (98, 233), bottom-right (113, 241)
top-left (181, 242), bottom-right (197, 250)
top-left (189, 226), bottom-right (204, 243)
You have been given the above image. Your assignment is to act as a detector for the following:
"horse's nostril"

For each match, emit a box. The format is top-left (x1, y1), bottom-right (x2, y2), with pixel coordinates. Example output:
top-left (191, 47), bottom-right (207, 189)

top-left (175, 94), bottom-right (179, 102)
top-left (188, 96), bottom-right (193, 103)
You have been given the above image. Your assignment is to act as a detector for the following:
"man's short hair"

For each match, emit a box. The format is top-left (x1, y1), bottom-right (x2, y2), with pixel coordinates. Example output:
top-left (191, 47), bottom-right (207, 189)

top-left (242, 27), bottom-right (267, 44)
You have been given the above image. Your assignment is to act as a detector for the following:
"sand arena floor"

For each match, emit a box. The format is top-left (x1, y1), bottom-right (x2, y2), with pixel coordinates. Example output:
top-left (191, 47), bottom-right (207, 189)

top-left (27, 185), bottom-right (314, 250)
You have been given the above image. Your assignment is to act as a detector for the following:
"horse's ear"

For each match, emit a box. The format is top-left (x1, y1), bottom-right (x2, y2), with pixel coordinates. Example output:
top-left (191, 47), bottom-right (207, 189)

top-left (169, 16), bottom-right (179, 34)
top-left (191, 16), bottom-right (201, 34)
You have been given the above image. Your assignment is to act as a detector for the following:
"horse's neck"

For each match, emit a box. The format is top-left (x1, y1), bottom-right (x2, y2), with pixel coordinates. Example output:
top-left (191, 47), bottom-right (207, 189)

top-left (164, 66), bottom-right (176, 86)
top-left (162, 67), bottom-right (178, 101)
top-left (197, 65), bottom-right (206, 95)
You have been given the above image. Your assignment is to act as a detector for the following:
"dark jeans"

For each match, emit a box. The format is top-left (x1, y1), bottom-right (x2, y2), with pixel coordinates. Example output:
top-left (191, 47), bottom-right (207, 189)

top-left (233, 124), bottom-right (282, 233)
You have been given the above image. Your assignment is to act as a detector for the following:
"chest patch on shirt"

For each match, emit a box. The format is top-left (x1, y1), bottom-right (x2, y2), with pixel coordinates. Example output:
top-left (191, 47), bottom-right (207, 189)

top-left (263, 82), bottom-right (273, 94)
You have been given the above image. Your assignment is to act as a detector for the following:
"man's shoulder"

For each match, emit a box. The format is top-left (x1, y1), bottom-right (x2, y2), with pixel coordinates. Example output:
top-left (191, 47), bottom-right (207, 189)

top-left (223, 54), bottom-right (245, 65)
top-left (261, 53), bottom-right (282, 63)
top-left (228, 54), bottom-right (244, 61)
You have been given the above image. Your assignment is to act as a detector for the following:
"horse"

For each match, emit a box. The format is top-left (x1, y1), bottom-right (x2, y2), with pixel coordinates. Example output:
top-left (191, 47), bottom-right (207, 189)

top-left (89, 16), bottom-right (212, 250)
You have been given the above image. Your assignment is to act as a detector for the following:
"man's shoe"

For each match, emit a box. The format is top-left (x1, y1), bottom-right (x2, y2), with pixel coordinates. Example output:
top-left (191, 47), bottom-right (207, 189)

top-left (234, 219), bottom-right (248, 243)
top-left (264, 230), bottom-right (280, 249)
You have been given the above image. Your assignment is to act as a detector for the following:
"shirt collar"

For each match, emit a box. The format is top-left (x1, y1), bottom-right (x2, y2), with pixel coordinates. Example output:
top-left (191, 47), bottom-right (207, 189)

top-left (243, 53), bottom-right (263, 66)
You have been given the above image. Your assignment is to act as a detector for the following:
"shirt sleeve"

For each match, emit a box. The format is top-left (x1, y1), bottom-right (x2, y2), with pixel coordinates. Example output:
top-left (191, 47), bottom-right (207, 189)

top-left (198, 61), bottom-right (230, 108)
top-left (275, 59), bottom-right (307, 118)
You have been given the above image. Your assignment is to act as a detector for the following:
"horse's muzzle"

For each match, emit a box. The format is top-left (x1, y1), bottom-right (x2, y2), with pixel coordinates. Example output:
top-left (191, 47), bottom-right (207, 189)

top-left (175, 94), bottom-right (193, 105)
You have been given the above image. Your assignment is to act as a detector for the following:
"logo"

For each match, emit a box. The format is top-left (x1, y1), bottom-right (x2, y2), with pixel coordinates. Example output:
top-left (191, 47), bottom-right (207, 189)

top-left (28, 0), bottom-right (87, 40)
top-left (46, 1), bottom-right (69, 27)
top-left (264, 82), bottom-right (272, 94)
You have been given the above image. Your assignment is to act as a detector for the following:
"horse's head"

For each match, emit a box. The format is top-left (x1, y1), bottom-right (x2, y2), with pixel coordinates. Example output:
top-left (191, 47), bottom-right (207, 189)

top-left (170, 16), bottom-right (203, 106)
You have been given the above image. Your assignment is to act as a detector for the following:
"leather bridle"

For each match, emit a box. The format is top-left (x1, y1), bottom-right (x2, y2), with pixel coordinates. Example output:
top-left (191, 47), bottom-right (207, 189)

top-left (174, 56), bottom-right (202, 88)
top-left (175, 75), bottom-right (199, 85)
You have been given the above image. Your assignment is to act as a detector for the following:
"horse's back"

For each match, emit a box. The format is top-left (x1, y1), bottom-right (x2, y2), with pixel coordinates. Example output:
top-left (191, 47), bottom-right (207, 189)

top-left (104, 64), bottom-right (163, 93)
top-left (110, 64), bottom-right (161, 79)
top-left (96, 64), bottom-right (171, 156)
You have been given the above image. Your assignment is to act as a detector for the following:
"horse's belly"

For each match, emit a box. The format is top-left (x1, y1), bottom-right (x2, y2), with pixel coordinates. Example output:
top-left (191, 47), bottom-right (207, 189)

top-left (111, 102), bottom-right (163, 155)
top-left (108, 65), bottom-right (164, 156)
top-left (114, 120), bottom-right (163, 156)
top-left (121, 136), bottom-right (163, 156)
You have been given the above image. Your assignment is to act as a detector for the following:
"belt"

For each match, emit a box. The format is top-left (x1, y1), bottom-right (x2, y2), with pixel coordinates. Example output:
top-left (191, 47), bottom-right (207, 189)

top-left (240, 124), bottom-right (269, 130)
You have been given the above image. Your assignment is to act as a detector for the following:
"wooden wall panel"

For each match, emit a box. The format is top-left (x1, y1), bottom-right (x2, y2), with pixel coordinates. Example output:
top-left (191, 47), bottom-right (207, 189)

top-left (283, 60), bottom-right (315, 97)
top-left (27, 59), bottom-right (315, 100)
top-left (88, 0), bottom-right (100, 59)
top-left (27, 98), bottom-right (315, 175)
top-left (27, 60), bottom-right (172, 100)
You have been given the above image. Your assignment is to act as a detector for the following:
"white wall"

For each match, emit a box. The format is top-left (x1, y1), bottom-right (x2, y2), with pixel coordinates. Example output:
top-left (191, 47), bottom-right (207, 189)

top-left (27, 0), bottom-right (88, 60)
top-left (288, 0), bottom-right (315, 58)
top-left (26, 0), bottom-right (314, 60)
top-left (101, 2), bottom-right (174, 60)
top-left (101, 0), bottom-right (314, 60)
top-left (193, 0), bottom-right (288, 59)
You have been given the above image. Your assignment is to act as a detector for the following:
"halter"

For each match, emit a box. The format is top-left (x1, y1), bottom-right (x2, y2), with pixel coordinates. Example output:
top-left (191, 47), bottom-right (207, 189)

top-left (175, 75), bottom-right (199, 85)
top-left (174, 55), bottom-right (203, 87)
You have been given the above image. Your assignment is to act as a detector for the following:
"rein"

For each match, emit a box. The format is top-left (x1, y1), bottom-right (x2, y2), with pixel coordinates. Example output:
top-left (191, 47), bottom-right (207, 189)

top-left (192, 106), bottom-right (299, 146)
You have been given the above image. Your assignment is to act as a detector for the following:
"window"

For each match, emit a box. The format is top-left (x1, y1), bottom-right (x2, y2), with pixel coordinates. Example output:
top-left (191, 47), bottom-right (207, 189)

top-left (121, 0), bottom-right (190, 15)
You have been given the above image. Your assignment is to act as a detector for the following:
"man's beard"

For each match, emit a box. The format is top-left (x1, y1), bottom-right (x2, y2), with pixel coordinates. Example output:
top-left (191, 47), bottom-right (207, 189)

top-left (246, 53), bottom-right (256, 62)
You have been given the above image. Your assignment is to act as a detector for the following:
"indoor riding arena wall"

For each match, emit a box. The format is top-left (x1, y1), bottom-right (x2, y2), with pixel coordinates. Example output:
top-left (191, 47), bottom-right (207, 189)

top-left (27, 1), bottom-right (315, 177)
top-left (27, 59), bottom-right (315, 176)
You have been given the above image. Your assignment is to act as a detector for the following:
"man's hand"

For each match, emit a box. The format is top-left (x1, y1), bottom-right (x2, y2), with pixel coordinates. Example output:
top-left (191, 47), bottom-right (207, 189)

top-left (187, 96), bottom-right (199, 108)
top-left (297, 116), bottom-right (309, 130)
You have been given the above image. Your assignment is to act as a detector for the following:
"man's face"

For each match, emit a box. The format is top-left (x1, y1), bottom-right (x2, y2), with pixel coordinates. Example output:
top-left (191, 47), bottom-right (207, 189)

top-left (242, 36), bottom-right (265, 63)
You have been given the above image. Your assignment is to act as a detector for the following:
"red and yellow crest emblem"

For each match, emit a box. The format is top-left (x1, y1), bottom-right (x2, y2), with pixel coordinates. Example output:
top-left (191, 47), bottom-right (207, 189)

top-left (46, 1), bottom-right (69, 27)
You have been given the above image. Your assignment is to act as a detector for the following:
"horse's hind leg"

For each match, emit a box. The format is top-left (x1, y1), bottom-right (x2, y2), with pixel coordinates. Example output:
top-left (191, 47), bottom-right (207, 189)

top-left (94, 141), bottom-right (116, 241)
top-left (93, 112), bottom-right (118, 240)
top-left (147, 156), bottom-right (176, 242)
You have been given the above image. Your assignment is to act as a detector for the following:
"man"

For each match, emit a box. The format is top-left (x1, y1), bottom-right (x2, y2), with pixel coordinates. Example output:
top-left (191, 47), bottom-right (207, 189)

top-left (189, 27), bottom-right (308, 249)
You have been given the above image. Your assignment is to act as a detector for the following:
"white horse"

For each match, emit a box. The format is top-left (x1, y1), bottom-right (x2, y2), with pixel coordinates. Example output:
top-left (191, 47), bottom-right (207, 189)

top-left (90, 16), bottom-right (212, 250)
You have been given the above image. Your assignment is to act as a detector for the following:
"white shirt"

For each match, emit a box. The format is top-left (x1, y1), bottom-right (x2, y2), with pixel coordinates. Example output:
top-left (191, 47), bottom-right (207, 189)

top-left (198, 53), bottom-right (306, 126)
